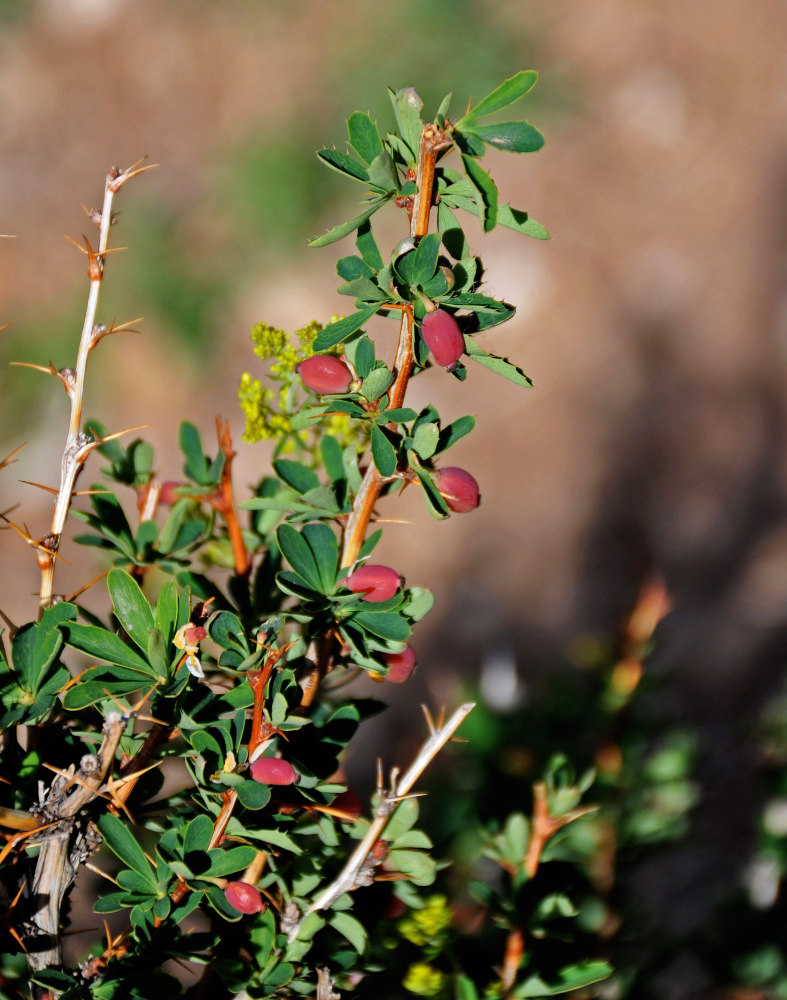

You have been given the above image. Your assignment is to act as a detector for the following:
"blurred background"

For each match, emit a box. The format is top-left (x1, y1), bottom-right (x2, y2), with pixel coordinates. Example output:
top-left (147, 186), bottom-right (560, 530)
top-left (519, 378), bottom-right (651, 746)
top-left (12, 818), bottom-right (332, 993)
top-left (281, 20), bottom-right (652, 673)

top-left (1, 0), bottom-right (787, 992)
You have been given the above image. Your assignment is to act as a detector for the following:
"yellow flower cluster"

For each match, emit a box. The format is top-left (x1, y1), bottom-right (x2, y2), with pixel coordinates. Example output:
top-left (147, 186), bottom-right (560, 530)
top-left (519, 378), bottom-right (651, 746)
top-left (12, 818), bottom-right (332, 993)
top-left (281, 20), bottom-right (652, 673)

top-left (238, 320), bottom-right (324, 444)
top-left (238, 318), bottom-right (367, 449)
top-left (237, 372), bottom-right (292, 443)
top-left (403, 962), bottom-right (446, 997)
top-left (398, 895), bottom-right (452, 947)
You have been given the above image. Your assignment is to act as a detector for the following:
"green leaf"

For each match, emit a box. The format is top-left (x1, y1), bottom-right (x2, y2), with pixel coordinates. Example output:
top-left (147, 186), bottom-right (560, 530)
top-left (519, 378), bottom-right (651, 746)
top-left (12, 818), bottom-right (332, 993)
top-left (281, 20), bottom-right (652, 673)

top-left (503, 813), bottom-right (530, 866)
top-left (410, 466), bottom-right (448, 520)
top-left (458, 70), bottom-right (538, 123)
top-left (513, 960), bottom-right (612, 997)
top-left (421, 268), bottom-right (452, 299)
top-left (455, 974), bottom-right (481, 1000)
top-left (329, 911), bottom-right (368, 954)
top-left (301, 485), bottom-right (341, 515)
top-left (383, 407), bottom-right (417, 424)
top-left (235, 779), bottom-right (271, 810)
top-left (412, 422), bottom-right (439, 460)
top-left (402, 586), bottom-right (435, 622)
top-left (463, 336), bottom-right (533, 387)
top-left (353, 336), bottom-right (376, 379)
top-left (94, 892), bottom-right (132, 914)
top-left (438, 201), bottom-right (470, 259)
top-left (63, 623), bottom-right (155, 675)
top-left (153, 581), bottom-right (178, 645)
top-left (308, 201), bottom-right (387, 249)
top-left (277, 524), bottom-right (323, 593)
top-left (246, 828), bottom-right (302, 854)
top-left (302, 522), bottom-right (339, 595)
top-left (116, 869), bottom-right (157, 894)
top-left (496, 204), bottom-right (550, 239)
top-left (274, 459), bottom-right (320, 495)
top-left (276, 571), bottom-right (323, 602)
top-left (338, 276), bottom-right (387, 302)
top-left (367, 150), bottom-right (399, 192)
top-left (391, 829), bottom-right (432, 849)
top-left (98, 813), bottom-right (154, 879)
top-left (146, 629), bottom-right (170, 681)
top-left (411, 232), bottom-right (441, 287)
top-left (386, 796), bottom-right (418, 839)
top-left (179, 422), bottom-right (212, 485)
top-left (435, 91), bottom-right (453, 125)
top-left (347, 111), bottom-right (383, 164)
top-left (386, 848), bottom-right (436, 886)
top-left (108, 568), bottom-right (154, 653)
top-left (462, 154), bottom-right (498, 232)
top-left (62, 678), bottom-right (146, 711)
top-left (388, 86), bottom-right (424, 162)
top-left (370, 423), bottom-right (397, 477)
top-left (438, 414), bottom-right (476, 453)
top-left (337, 255), bottom-right (373, 281)
top-left (183, 814), bottom-right (213, 855)
top-left (312, 304), bottom-right (382, 351)
top-left (316, 148), bottom-right (369, 183)
top-left (321, 435), bottom-right (346, 484)
top-left (462, 120), bottom-right (544, 153)
top-left (360, 366), bottom-right (394, 402)
top-left (203, 845), bottom-right (259, 877)
top-left (354, 611), bottom-right (410, 642)
top-left (30, 970), bottom-right (78, 991)
top-left (356, 219), bottom-right (384, 270)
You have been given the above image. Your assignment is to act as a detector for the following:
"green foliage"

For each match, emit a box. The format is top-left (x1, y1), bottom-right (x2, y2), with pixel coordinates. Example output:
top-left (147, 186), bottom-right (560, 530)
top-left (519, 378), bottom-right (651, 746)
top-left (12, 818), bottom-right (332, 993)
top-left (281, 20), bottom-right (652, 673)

top-left (0, 72), bottom-right (656, 1000)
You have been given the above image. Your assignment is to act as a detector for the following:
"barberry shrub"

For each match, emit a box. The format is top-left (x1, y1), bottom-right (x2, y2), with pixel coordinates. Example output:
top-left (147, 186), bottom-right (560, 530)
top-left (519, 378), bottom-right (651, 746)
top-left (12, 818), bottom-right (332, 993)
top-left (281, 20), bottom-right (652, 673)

top-left (1, 74), bottom-right (611, 999)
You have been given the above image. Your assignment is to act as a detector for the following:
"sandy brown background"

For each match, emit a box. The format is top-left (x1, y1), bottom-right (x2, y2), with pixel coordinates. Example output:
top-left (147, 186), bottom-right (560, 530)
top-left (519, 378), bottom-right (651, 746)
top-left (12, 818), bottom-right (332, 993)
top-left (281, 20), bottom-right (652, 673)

top-left (1, 2), bottom-right (787, 967)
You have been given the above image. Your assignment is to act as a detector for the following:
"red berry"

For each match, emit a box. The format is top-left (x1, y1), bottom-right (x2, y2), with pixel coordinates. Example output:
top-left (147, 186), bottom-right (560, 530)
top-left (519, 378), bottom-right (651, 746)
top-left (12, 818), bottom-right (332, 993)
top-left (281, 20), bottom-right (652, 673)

top-left (421, 309), bottom-right (464, 367)
top-left (298, 355), bottom-right (353, 394)
top-left (435, 467), bottom-right (481, 513)
top-left (249, 757), bottom-right (297, 785)
top-left (384, 647), bottom-right (416, 683)
top-left (346, 564), bottom-right (403, 602)
top-left (160, 481), bottom-right (183, 506)
top-left (183, 625), bottom-right (207, 645)
top-left (224, 881), bottom-right (265, 914)
top-left (332, 788), bottom-right (363, 821)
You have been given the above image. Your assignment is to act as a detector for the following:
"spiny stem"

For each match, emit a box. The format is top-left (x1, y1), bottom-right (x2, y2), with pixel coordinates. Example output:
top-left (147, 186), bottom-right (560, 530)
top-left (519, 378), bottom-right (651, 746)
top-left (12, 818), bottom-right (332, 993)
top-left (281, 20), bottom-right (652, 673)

top-left (38, 163), bottom-right (149, 613)
top-left (339, 123), bottom-right (451, 571)
top-left (287, 701), bottom-right (474, 940)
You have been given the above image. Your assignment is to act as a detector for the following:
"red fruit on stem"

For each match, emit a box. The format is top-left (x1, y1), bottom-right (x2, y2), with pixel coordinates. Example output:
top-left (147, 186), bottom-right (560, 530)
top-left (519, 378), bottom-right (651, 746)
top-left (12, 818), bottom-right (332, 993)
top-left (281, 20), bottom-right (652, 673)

top-left (224, 881), bottom-right (266, 914)
top-left (298, 355), bottom-right (353, 394)
top-left (384, 647), bottom-right (417, 683)
top-left (421, 309), bottom-right (464, 367)
top-left (159, 481), bottom-right (181, 506)
top-left (249, 757), bottom-right (297, 785)
top-left (435, 467), bottom-right (481, 513)
top-left (332, 788), bottom-right (363, 820)
top-left (346, 564), bottom-right (403, 602)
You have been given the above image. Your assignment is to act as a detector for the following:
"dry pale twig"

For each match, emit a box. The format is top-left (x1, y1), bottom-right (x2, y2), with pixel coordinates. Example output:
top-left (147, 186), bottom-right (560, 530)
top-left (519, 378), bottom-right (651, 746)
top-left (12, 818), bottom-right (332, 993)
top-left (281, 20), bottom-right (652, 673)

top-left (35, 160), bottom-right (154, 612)
top-left (287, 701), bottom-right (474, 941)
top-left (23, 712), bottom-right (125, 990)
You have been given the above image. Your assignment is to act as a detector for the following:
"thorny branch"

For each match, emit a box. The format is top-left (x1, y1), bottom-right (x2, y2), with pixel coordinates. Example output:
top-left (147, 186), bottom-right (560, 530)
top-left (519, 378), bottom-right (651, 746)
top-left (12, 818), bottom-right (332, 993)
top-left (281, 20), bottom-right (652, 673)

top-left (301, 121), bottom-right (453, 708)
top-left (37, 160), bottom-right (154, 613)
top-left (287, 701), bottom-right (474, 941)
top-left (21, 712), bottom-right (125, 994)
top-left (339, 122), bottom-right (452, 572)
